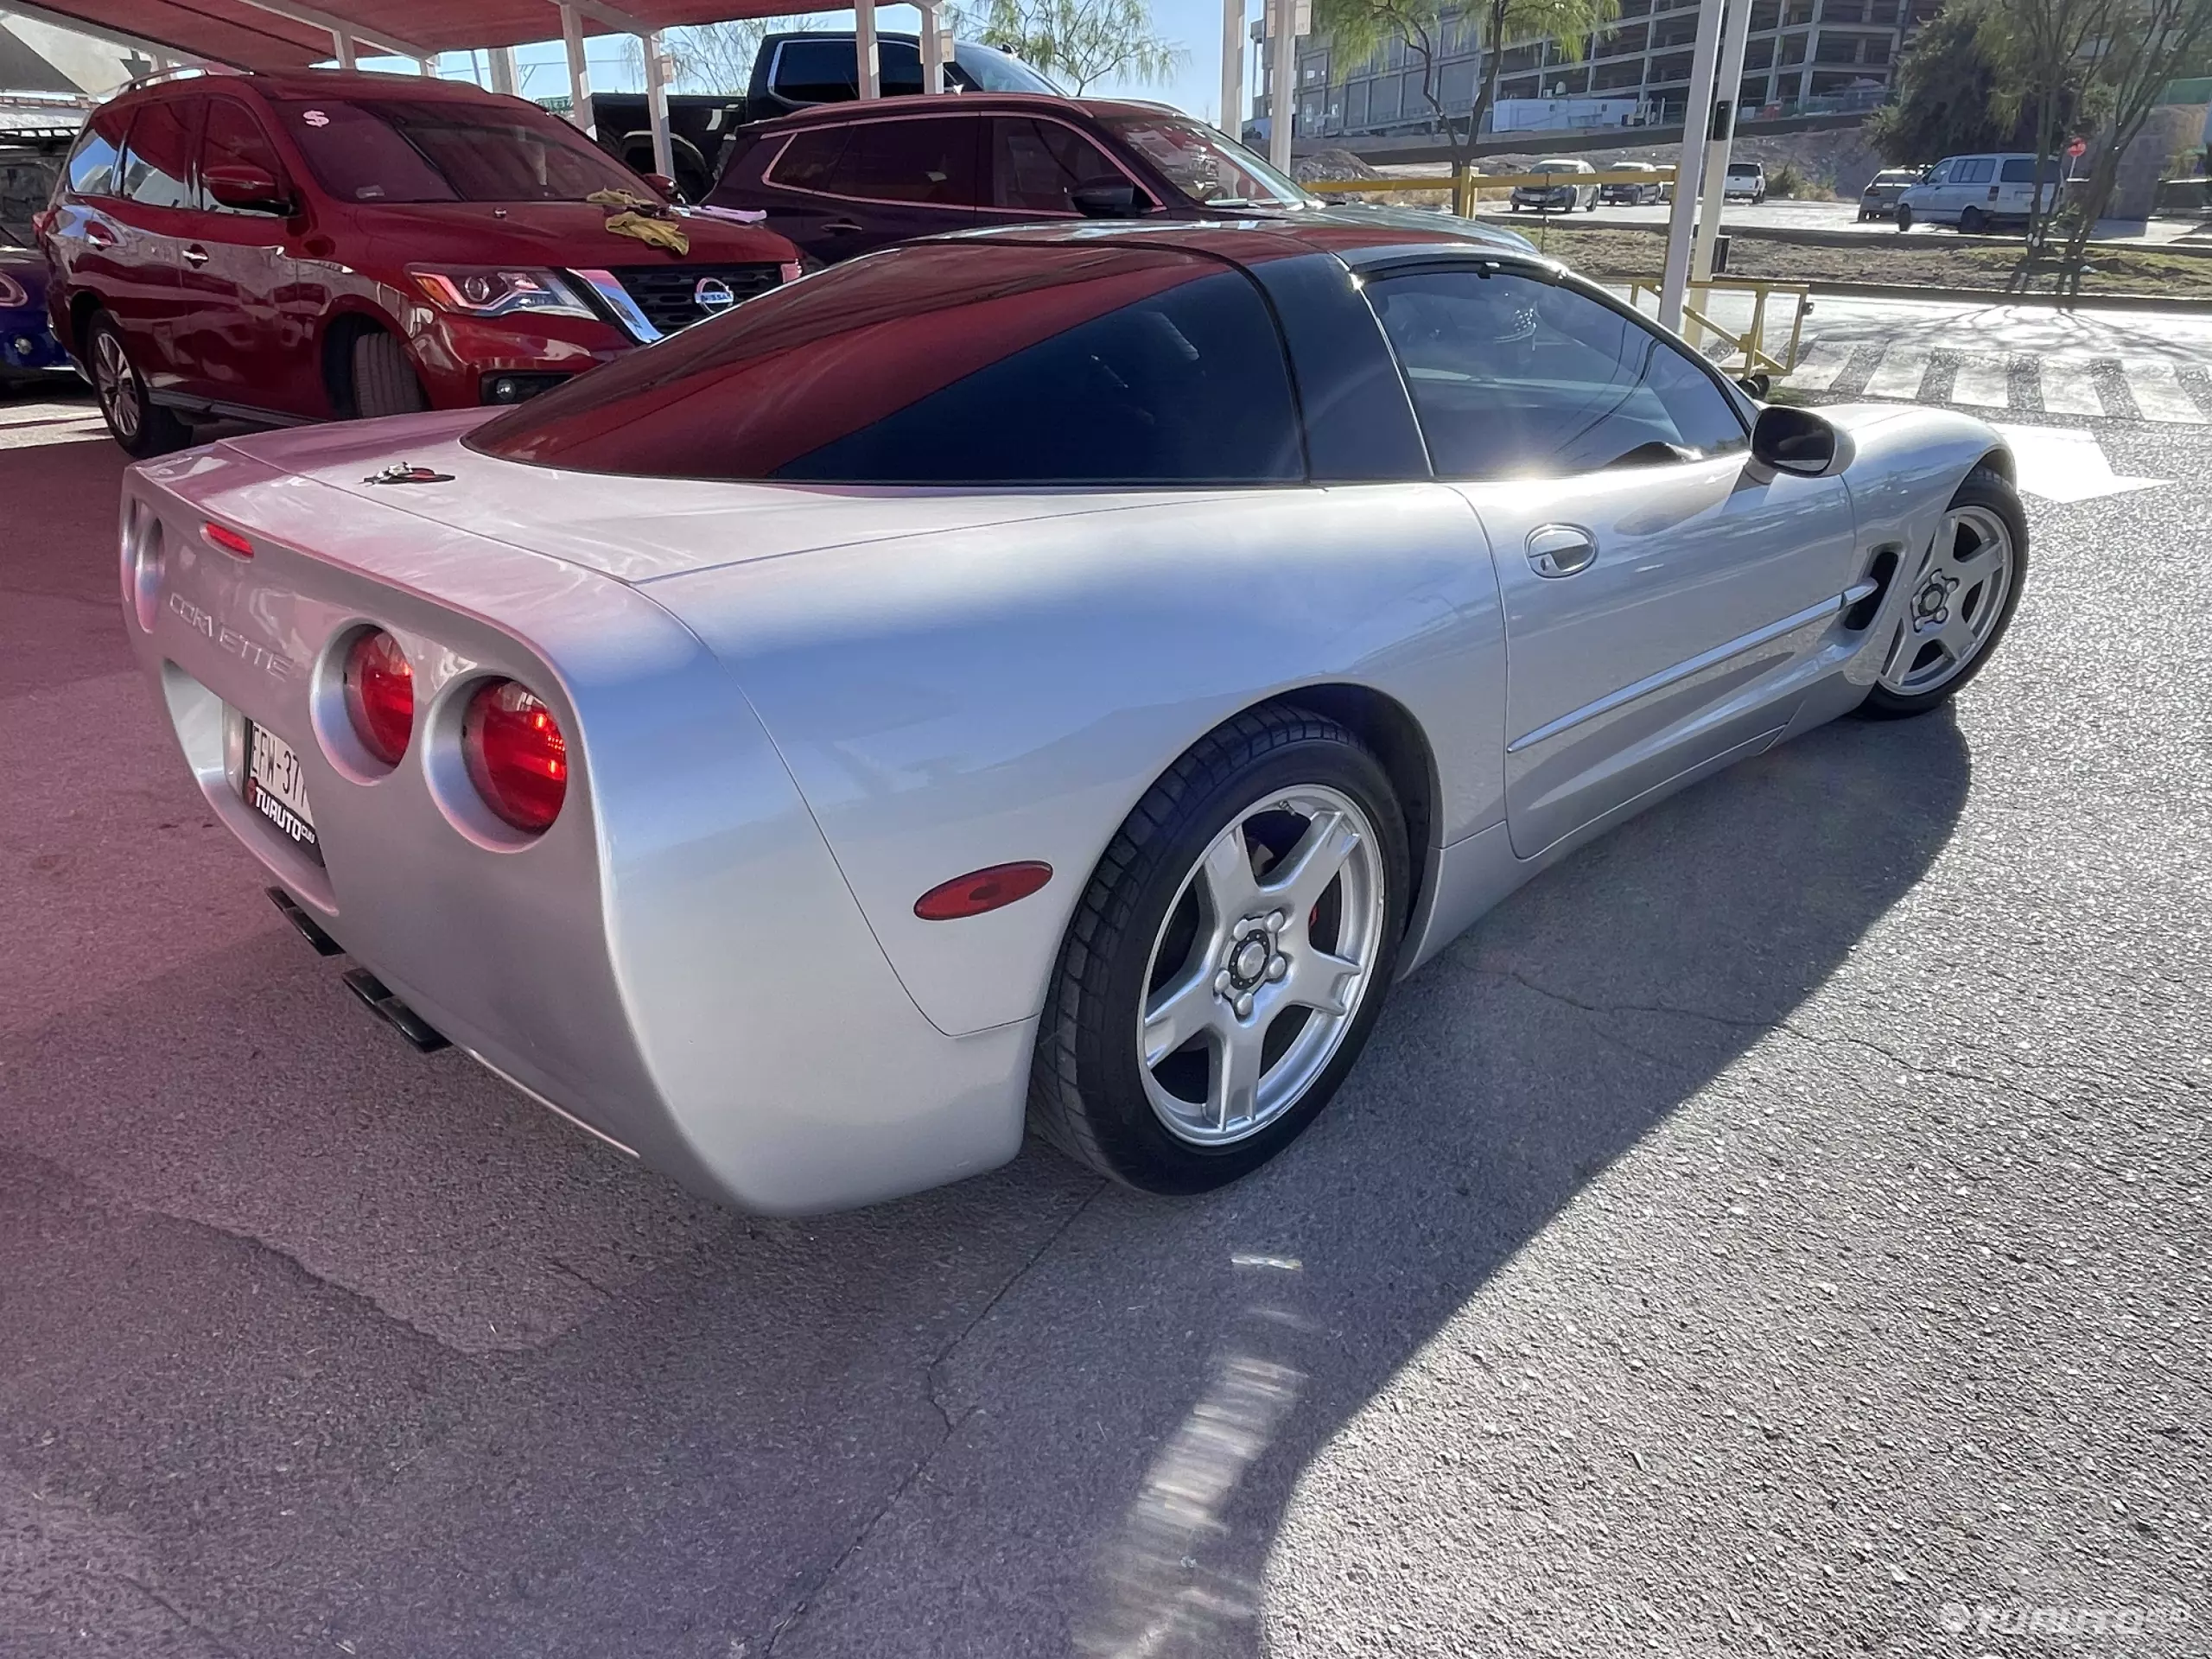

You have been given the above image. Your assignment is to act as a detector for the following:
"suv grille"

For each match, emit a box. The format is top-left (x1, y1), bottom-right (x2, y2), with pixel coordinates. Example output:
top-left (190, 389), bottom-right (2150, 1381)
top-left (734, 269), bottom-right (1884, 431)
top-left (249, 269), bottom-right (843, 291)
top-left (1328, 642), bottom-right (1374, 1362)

top-left (607, 264), bottom-right (784, 334)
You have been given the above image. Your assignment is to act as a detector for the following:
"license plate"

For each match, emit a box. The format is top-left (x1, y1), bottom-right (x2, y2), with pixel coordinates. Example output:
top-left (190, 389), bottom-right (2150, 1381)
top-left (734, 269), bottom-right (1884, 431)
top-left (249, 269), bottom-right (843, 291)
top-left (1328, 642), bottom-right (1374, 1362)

top-left (243, 720), bottom-right (322, 864)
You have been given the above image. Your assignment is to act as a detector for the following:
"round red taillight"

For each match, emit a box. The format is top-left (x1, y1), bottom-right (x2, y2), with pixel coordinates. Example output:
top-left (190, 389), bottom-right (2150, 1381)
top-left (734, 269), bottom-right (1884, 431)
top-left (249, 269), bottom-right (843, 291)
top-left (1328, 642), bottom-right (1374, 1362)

top-left (462, 678), bottom-right (568, 834)
top-left (341, 628), bottom-right (413, 766)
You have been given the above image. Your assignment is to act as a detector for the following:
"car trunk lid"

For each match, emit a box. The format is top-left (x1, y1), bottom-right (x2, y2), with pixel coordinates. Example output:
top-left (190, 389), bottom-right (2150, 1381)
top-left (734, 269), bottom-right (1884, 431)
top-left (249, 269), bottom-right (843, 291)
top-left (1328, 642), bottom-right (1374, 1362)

top-left (208, 416), bottom-right (1176, 586)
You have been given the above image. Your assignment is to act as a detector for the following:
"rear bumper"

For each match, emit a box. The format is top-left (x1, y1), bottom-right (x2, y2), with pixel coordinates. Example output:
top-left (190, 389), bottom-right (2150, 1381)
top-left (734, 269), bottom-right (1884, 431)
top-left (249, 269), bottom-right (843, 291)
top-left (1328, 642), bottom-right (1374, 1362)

top-left (120, 451), bottom-right (1033, 1214)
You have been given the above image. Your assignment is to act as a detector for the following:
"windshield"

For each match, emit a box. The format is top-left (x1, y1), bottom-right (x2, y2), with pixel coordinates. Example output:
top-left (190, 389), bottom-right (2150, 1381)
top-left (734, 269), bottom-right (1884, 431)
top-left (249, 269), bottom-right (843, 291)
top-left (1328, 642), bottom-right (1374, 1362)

top-left (1533, 158), bottom-right (1578, 171)
top-left (1096, 111), bottom-right (1306, 207)
top-left (952, 41), bottom-right (1065, 94)
top-left (275, 98), bottom-right (652, 205)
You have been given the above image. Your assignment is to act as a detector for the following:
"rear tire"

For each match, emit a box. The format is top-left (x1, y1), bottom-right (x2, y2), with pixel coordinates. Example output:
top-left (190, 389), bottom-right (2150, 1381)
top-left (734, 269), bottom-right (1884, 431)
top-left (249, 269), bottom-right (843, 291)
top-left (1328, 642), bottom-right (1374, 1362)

top-left (1854, 467), bottom-right (2026, 721)
top-left (1028, 704), bottom-right (1411, 1195)
top-left (1961, 205), bottom-right (1987, 235)
top-left (348, 331), bottom-right (429, 419)
top-left (86, 311), bottom-right (188, 459)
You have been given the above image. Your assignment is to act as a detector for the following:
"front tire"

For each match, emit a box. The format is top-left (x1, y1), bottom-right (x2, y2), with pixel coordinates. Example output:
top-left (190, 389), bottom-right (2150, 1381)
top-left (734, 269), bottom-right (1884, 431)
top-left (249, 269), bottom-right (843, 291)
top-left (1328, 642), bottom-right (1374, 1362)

top-left (348, 330), bottom-right (429, 419)
top-left (87, 311), bottom-right (188, 458)
top-left (1028, 705), bottom-right (1411, 1194)
top-left (1896, 202), bottom-right (1914, 231)
top-left (1855, 467), bottom-right (2026, 720)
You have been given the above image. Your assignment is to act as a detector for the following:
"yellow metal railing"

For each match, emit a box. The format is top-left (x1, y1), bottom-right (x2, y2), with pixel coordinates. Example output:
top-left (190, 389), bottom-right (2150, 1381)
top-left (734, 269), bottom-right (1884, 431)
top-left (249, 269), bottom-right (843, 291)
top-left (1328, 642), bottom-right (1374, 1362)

top-left (1624, 276), bottom-right (1812, 376)
top-left (1303, 167), bottom-right (1678, 217)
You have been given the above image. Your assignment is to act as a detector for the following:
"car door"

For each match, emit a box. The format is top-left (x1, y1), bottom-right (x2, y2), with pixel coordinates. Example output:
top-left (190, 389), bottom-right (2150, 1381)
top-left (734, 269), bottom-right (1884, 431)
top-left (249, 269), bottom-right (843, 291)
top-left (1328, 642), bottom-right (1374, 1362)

top-left (170, 95), bottom-right (319, 415)
top-left (1910, 157), bottom-right (1953, 219)
top-left (1948, 156), bottom-right (1994, 220)
top-left (102, 94), bottom-right (204, 388)
top-left (1363, 263), bottom-right (1864, 858)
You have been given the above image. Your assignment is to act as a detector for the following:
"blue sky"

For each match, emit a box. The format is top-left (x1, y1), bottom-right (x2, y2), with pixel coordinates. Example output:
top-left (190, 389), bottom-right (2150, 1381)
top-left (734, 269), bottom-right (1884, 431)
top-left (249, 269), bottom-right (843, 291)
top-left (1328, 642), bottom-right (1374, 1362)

top-left (365, 0), bottom-right (1243, 127)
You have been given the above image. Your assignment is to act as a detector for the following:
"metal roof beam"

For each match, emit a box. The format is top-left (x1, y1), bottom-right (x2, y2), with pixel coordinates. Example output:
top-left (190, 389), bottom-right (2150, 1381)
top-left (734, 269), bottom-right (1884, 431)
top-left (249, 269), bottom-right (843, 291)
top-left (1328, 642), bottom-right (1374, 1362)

top-left (222, 0), bottom-right (435, 62)
top-left (0, 0), bottom-right (225, 66)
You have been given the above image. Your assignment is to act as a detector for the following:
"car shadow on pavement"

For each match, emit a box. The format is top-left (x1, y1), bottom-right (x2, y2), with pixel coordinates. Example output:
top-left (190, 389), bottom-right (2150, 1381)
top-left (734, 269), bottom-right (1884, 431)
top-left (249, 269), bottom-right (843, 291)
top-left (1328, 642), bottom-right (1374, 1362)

top-left (0, 686), bottom-right (1972, 1658)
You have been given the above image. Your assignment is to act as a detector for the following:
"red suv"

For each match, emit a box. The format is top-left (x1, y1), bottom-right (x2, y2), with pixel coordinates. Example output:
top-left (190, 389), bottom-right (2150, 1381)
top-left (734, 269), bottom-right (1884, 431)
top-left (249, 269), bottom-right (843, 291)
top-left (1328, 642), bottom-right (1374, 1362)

top-left (41, 68), bottom-right (804, 456)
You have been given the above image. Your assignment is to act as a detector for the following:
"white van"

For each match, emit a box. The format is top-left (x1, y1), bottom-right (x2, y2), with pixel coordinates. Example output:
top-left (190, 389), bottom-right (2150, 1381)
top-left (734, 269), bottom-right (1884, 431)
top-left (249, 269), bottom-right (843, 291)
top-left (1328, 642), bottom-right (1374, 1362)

top-left (1895, 153), bottom-right (2061, 232)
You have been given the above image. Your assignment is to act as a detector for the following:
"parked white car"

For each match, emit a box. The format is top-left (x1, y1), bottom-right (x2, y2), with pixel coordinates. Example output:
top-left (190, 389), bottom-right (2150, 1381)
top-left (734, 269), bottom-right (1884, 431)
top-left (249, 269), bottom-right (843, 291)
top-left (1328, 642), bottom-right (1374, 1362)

top-left (1723, 161), bottom-right (1767, 203)
top-left (1510, 157), bottom-right (1599, 213)
top-left (1896, 153), bottom-right (2060, 233)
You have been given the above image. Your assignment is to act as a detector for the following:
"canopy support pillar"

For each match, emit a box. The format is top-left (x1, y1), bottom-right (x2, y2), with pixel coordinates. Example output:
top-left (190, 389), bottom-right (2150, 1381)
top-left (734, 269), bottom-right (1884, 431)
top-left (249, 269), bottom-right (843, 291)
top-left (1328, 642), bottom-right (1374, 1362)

top-left (559, 3), bottom-right (594, 136)
top-left (1657, 0), bottom-right (1726, 332)
top-left (1691, 0), bottom-right (1754, 288)
top-left (488, 45), bottom-right (519, 94)
top-left (1265, 0), bottom-right (1297, 171)
top-left (854, 0), bottom-right (880, 98)
top-left (919, 0), bottom-right (947, 93)
top-left (330, 28), bottom-right (353, 67)
top-left (1220, 0), bottom-right (1243, 137)
top-left (642, 29), bottom-right (675, 179)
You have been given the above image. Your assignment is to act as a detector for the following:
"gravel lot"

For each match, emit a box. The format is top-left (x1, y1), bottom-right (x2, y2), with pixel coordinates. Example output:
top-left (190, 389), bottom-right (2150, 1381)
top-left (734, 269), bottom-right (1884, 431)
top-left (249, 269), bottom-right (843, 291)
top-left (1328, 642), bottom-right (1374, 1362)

top-left (2, 385), bottom-right (2205, 1658)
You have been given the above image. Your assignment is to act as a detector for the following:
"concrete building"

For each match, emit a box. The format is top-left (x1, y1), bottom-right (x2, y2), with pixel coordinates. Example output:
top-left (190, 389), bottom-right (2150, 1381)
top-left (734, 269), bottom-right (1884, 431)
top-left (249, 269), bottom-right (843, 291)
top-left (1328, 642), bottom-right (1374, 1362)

top-left (1268, 0), bottom-right (1943, 149)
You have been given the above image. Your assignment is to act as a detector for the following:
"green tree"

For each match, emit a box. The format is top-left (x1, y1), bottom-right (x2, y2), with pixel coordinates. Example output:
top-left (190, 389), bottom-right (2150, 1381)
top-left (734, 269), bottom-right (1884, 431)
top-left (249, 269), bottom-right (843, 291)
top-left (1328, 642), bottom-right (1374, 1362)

top-left (2002, 0), bottom-right (2118, 248)
top-left (2059, 0), bottom-right (2212, 263)
top-left (1865, 0), bottom-right (2023, 165)
top-left (958, 0), bottom-right (1183, 93)
top-left (1314, 0), bottom-right (1621, 175)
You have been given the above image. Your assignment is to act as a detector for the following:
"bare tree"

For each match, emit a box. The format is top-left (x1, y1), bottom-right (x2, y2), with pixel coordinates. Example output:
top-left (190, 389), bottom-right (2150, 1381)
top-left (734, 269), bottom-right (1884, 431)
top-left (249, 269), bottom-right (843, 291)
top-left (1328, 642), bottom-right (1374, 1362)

top-left (1314, 0), bottom-right (1620, 178)
top-left (624, 16), bottom-right (833, 93)
top-left (957, 0), bottom-right (1183, 93)
top-left (2002, 0), bottom-right (2116, 250)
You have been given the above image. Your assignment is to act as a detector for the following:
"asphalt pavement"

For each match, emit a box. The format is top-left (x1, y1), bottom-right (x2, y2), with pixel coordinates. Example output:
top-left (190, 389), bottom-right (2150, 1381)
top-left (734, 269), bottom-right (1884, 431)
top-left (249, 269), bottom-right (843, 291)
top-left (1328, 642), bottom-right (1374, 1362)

top-left (2, 365), bottom-right (2207, 1658)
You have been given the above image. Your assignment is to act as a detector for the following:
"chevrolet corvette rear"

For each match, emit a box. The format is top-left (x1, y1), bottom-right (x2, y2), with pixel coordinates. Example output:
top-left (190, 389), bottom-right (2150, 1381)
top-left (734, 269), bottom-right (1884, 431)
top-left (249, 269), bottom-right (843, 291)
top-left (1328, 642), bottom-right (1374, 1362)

top-left (120, 423), bottom-right (1039, 1215)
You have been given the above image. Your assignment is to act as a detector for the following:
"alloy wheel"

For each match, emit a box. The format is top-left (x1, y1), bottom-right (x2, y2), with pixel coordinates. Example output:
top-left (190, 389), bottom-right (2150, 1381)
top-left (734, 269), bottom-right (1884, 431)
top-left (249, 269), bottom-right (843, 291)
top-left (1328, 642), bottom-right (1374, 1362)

top-left (1878, 503), bottom-right (2015, 697)
top-left (1136, 785), bottom-right (1387, 1146)
top-left (93, 330), bottom-right (140, 442)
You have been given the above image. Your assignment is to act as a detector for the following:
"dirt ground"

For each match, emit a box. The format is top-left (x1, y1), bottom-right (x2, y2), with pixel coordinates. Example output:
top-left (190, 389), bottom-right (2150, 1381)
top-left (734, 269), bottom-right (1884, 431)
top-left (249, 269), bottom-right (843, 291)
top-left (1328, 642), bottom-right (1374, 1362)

top-left (1479, 219), bottom-right (2212, 298)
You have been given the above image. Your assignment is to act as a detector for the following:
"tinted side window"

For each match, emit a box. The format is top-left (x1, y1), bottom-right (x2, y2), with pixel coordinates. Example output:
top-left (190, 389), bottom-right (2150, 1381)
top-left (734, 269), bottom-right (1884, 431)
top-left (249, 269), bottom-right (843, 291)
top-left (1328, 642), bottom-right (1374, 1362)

top-left (771, 39), bottom-right (925, 100)
top-left (468, 243), bottom-right (1303, 486)
top-left (1368, 268), bottom-right (1747, 479)
top-left (119, 97), bottom-right (200, 208)
top-left (768, 127), bottom-right (849, 190)
top-left (200, 99), bottom-right (288, 213)
top-left (988, 117), bottom-right (1121, 213)
top-left (1955, 157), bottom-right (1993, 184)
top-left (1999, 158), bottom-right (2039, 183)
top-left (838, 118), bottom-right (979, 204)
top-left (66, 107), bottom-right (129, 196)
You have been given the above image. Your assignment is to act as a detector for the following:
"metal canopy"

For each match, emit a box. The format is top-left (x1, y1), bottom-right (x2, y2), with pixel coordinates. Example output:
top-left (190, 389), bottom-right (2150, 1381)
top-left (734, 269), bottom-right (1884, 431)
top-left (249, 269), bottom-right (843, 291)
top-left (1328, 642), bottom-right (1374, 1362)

top-left (0, 0), bottom-right (864, 63)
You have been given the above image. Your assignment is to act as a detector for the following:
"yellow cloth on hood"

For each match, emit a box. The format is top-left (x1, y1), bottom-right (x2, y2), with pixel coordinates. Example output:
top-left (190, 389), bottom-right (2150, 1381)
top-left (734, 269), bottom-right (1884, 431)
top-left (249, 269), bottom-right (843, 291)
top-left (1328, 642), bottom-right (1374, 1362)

top-left (602, 211), bottom-right (690, 255)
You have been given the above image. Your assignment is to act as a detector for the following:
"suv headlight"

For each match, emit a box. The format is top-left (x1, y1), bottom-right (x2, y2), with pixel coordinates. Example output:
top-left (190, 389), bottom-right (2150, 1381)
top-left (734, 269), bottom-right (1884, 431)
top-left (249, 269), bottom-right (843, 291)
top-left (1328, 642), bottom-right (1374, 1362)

top-left (409, 267), bottom-right (595, 321)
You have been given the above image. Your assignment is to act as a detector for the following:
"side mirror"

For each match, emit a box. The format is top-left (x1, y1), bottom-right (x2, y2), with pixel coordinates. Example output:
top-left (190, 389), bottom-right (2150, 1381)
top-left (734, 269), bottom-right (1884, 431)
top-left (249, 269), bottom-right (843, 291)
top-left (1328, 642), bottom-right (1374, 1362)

top-left (1071, 178), bottom-right (1141, 219)
top-left (1751, 404), bottom-right (1841, 476)
top-left (203, 161), bottom-right (291, 214)
top-left (641, 172), bottom-right (679, 200)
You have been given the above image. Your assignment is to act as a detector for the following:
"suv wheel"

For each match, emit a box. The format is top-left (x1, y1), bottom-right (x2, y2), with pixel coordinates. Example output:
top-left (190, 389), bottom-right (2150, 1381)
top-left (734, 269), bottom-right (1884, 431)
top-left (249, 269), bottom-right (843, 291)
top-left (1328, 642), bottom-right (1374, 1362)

top-left (87, 312), bottom-right (188, 458)
top-left (349, 331), bottom-right (429, 419)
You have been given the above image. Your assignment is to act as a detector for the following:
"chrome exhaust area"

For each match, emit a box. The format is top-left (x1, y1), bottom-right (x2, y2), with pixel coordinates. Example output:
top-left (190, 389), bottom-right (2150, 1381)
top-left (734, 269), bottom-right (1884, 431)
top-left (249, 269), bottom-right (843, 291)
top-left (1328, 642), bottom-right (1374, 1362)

top-left (266, 887), bottom-right (343, 957)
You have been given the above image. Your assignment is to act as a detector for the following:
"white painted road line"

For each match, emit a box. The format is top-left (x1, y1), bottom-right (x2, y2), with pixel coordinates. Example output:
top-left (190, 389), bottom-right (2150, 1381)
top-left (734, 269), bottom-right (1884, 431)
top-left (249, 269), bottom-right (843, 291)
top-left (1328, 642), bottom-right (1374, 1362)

top-left (1992, 423), bottom-right (2167, 503)
top-left (1950, 355), bottom-right (2015, 409)
top-left (1862, 345), bottom-right (1934, 400)
top-left (2037, 359), bottom-right (2107, 417)
top-left (1781, 340), bottom-right (1851, 391)
top-left (2123, 363), bottom-right (2209, 424)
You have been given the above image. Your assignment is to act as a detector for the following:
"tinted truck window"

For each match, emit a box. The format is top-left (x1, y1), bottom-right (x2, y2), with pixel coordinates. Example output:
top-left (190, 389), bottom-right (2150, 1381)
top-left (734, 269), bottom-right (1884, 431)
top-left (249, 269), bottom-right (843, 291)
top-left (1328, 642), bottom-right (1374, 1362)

top-left (470, 242), bottom-right (1303, 486)
top-left (118, 98), bottom-right (199, 208)
top-left (66, 107), bottom-right (129, 196)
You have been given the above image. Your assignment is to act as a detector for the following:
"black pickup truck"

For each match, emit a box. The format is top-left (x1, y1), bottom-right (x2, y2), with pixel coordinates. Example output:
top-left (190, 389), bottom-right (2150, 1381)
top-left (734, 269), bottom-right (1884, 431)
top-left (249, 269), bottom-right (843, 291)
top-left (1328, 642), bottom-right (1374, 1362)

top-left (584, 32), bottom-right (1061, 200)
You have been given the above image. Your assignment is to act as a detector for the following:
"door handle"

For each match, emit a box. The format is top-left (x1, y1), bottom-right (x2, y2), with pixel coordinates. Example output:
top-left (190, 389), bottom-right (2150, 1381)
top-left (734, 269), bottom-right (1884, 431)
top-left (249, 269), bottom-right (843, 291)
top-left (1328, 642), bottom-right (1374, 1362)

top-left (1526, 524), bottom-right (1598, 578)
top-left (181, 244), bottom-right (209, 266)
top-left (823, 219), bottom-right (862, 234)
top-left (84, 219), bottom-right (116, 248)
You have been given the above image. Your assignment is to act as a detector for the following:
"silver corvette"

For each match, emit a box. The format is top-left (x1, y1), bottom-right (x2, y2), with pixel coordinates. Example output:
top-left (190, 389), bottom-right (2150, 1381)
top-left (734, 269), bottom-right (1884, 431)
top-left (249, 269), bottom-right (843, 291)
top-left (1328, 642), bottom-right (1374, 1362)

top-left (121, 219), bottom-right (2026, 1213)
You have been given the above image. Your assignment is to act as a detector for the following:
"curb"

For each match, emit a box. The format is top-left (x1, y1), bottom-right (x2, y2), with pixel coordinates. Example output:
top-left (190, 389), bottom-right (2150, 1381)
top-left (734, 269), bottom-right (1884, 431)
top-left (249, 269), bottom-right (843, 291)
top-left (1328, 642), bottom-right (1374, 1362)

top-left (1473, 210), bottom-right (2212, 263)
top-left (1789, 279), bottom-right (2212, 312)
